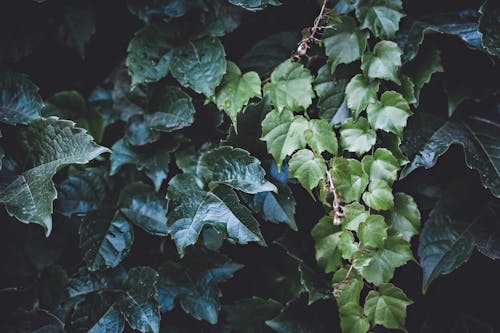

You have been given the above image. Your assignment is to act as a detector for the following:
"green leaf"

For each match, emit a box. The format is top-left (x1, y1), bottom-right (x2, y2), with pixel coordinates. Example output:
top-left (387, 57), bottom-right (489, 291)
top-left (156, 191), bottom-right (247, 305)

top-left (289, 149), bottom-right (327, 191)
top-left (361, 41), bottom-right (402, 85)
top-left (345, 74), bottom-right (380, 117)
top-left (361, 148), bottom-right (400, 185)
top-left (338, 230), bottom-right (359, 260)
top-left (339, 303), bottom-right (370, 333)
top-left (228, 0), bottom-right (280, 11)
top-left (367, 91), bottom-right (411, 137)
top-left (323, 16), bottom-right (369, 72)
top-left (126, 0), bottom-right (205, 23)
top-left (340, 117), bottom-right (376, 155)
top-left (479, 0), bottom-right (500, 57)
top-left (342, 202), bottom-right (368, 231)
top-left (71, 292), bottom-right (125, 333)
top-left (157, 249), bottom-right (243, 323)
top-left (118, 182), bottom-right (168, 236)
top-left (118, 266), bottom-right (160, 333)
top-left (263, 60), bottom-right (314, 113)
top-left (0, 117), bottom-right (109, 234)
top-left (214, 61), bottom-right (261, 128)
top-left (404, 48), bottom-right (443, 106)
top-left (68, 266), bottom-right (126, 298)
top-left (79, 212), bottom-right (133, 271)
top-left (311, 216), bottom-right (342, 273)
top-left (305, 119), bottom-right (338, 155)
top-left (126, 24), bottom-right (173, 88)
top-left (399, 75), bottom-right (417, 105)
top-left (252, 185), bottom-right (297, 230)
top-left (167, 174), bottom-right (265, 255)
top-left (385, 193), bottom-right (420, 241)
top-left (356, 0), bottom-right (405, 39)
top-left (197, 146), bottom-right (276, 194)
top-left (331, 157), bottom-right (369, 203)
top-left (333, 269), bottom-right (363, 307)
top-left (261, 109), bottom-right (308, 170)
top-left (362, 179), bottom-right (394, 211)
top-left (358, 215), bottom-right (388, 249)
top-left (364, 283), bottom-right (413, 330)
top-left (170, 37), bottom-right (226, 96)
top-left (224, 297), bottom-right (283, 333)
top-left (0, 71), bottom-right (43, 125)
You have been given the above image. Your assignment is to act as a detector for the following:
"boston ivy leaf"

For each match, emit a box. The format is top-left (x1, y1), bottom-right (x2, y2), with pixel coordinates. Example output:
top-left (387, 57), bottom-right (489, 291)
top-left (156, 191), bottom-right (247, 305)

top-left (384, 193), bottom-right (420, 241)
top-left (118, 267), bottom-right (160, 333)
top-left (68, 266), bottom-right (126, 298)
top-left (56, 3), bottom-right (95, 59)
top-left (331, 157), bottom-right (369, 203)
top-left (170, 37), bottom-right (226, 97)
top-left (311, 216), bottom-right (342, 273)
top-left (404, 48), bottom-right (443, 106)
top-left (356, 0), bottom-right (405, 39)
top-left (399, 75), bottom-right (417, 105)
top-left (263, 60), bottom-right (314, 113)
top-left (323, 16), bottom-right (369, 72)
top-left (340, 117), bottom-right (376, 155)
top-left (367, 91), bottom-right (411, 137)
top-left (157, 249), bottom-right (243, 323)
top-left (125, 114), bottom-right (160, 146)
top-left (261, 109), bottom-right (308, 170)
top-left (214, 61), bottom-right (261, 128)
top-left (345, 74), bottom-right (380, 117)
top-left (364, 283), bottom-right (412, 331)
top-left (358, 215), bottom-right (388, 249)
top-left (479, 0), bottom-right (500, 57)
top-left (71, 292), bottom-right (125, 333)
top-left (174, 142), bottom-right (215, 174)
top-left (79, 211), bottom-right (133, 271)
top-left (197, 146), bottom-right (276, 194)
top-left (342, 202), bottom-right (368, 232)
top-left (0, 117), bottom-right (109, 235)
top-left (361, 148), bottom-right (400, 185)
top-left (252, 185), bottom-right (297, 230)
top-left (305, 119), bottom-right (338, 155)
top-left (167, 174), bottom-right (265, 255)
top-left (126, 24), bottom-right (173, 88)
top-left (338, 230), bottom-right (359, 260)
top-left (224, 297), bottom-right (283, 333)
top-left (289, 149), bottom-right (327, 191)
top-left (228, 0), bottom-right (280, 11)
top-left (361, 41), bottom-right (402, 85)
top-left (199, 1), bottom-right (242, 38)
top-left (338, 303), bottom-right (369, 333)
top-left (0, 71), bottom-right (43, 125)
top-left (363, 179), bottom-right (394, 211)
top-left (333, 268), bottom-right (363, 307)
top-left (118, 182), bottom-right (168, 236)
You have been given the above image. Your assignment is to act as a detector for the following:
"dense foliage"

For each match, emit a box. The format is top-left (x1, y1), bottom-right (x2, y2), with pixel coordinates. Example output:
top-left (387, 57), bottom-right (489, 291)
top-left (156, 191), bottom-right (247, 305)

top-left (0, 0), bottom-right (499, 332)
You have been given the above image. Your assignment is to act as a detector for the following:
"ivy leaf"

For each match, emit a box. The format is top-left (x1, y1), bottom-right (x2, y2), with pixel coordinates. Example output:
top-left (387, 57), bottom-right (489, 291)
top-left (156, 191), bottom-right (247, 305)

top-left (331, 157), bottom-right (369, 203)
top-left (333, 269), bottom-right (363, 307)
top-left (338, 230), bottom-right (359, 260)
top-left (79, 211), bottom-right (133, 271)
top-left (479, 0), bottom-right (500, 57)
top-left (0, 117), bottom-right (109, 235)
top-left (224, 297), bottom-right (283, 333)
top-left (356, 0), bottom-right (405, 39)
top-left (305, 119), bottom-right (338, 155)
top-left (311, 216), bottom-right (342, 273)
top-left (0, 71), bottom-right (43, 125)
top-left (214, 61), bottom-right (261, 128)
top-left (340, 117), bottom-right (376, 155)
top-left (261, 109), bottom-right (309, 170)
top-left (118, 267), bottom-right (160, 333)
top-left (289, 149), bottom-right (327, 191)
top-left (367, 91), bottom-right (411, 137)
top-left (358, 215), bottom-right (388, 249)
top-left (71, 292), bottom-right (125, 333)
top-left (170, 37), bottom-right (226, 97)
top-left (118, 182), bottom-right (168, 236)
top-left (157, 249), bottom-right (243, 323)
top-left (338, 303), bottom-right (370, 333)
top-left (345, 74), bottom-right (380, 117)
top-left (68, 266), bottom-right (126, 298)
top-left (197, 146), bottom-right (276, 194)
top-left (404, 48), bottom-right (443, 106)
top-left (361, 148), bottom-right (400, 185)
top-left (228, 0), bottom-right (281, 11)
top-left (364, 283), bottom-right (412, 331)
top-left (342, 202), bottom-right (368, 232)
top-left (56, 3), bottom-right (95, 58)
top-left (263, 60), bottom-right (314, 113)
top-left (323, 16), bottom-right (369, 72)
top-left (126, 0), bottom-right (205, 23)
top-left (363, 179), bottom-right (394, 211)
top-left (399, 75), bottom-right (416, 105)
top-left (384, 193), bottom-right (420, 241)
top-left (361, 41), bottom-right (402, 85)
top-left (252, 185), bottom-right (297, 230)
top-left (166, 174), bottom-right (265, 256)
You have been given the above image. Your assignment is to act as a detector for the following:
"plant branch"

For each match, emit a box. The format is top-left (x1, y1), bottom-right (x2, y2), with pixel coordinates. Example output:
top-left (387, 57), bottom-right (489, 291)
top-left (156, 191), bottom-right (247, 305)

top-left (291, 0), bottom-right (329, 60)
top-left (326, 169), bottom-right (344, 225)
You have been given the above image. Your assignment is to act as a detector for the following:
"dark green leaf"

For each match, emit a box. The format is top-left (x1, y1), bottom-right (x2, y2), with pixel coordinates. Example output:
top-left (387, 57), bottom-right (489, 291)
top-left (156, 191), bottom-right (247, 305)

top-left (68, 266), bottom-right (126, 298)
top-left (228, 0), bottom-right (280, 11)
top-left (356, 0), bottom-right (405, 39)
top-left (224, 297), bottom-right (283, 333)
top-left (364, 283), bottom-right (412, 330)
top-left (311, 216), bottom-right (342, 273)
top-left (56, 3), bottom-right (95, 58)
top-left (71, 292), bottom-right (124, 333)
top-left (252, 185), bottom-right (297, 230)
top-left (479, 0), bottom-right (500, 57)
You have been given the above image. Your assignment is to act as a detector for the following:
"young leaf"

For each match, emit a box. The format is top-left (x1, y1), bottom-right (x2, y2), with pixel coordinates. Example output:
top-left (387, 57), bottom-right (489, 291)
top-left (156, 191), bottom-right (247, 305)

top-left (311, 216), bottom-right (342, 273)
top-left (339, 303), bottom-right (370, 333)
top-left (345, 74), bottom-right (380, 117)
top-left (289, 149), bottom-right (327, 191)
top-left (340, 117), bottom-right (376, 155)
top-left (364, 283), bottom-right (413, 330)
top-left (358, 215), bottom-right (388, 249)
top-left (356, 0), bottom-right (405, 39)
top-left (342, 202), bottom-right (369, 232)
top-left (361, 148), bottom-right (400, 185)
top-left (361, 41), bottom-right (402, 85)
top-left (331, 157), bottom-right (369, 202)
top-left (367, 91), bottom-right (411, 137)
top-left (305, 119), bottom-right (338, 155)
top-left (385, 193), bottom-right (420, 241)
top-left (362, 179), bottom-right (394, 211)
top-left (338, 230), bottom-right (359, 260)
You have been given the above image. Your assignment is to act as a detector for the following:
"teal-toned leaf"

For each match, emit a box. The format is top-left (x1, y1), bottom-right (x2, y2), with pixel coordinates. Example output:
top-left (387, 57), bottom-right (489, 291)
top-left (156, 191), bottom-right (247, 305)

top-left (253, 185), bottom-right (297, 230)
top-left (385, 193), bottom-right (420, 241)
top-left (71, 292), bottom-right (125, 333)
top-left (339, 303), bottom-right (370, 333)
top-left (367, 91), bottom-right (411, 137)
top-left (361, 41), bottom-right (402, 85)
top-left (305, 119), bottom-right (338, 155)
top-left (331, 157), bottom-right (369, 202)
top-left (323, 16), bottom-right (369, 72)
top-left (289, 149), bottom-right (327, 191)
top-left (68, 266), bottom-right (126, 298)
top-left (261, 109), bottom-right (308, 170)
top-left (174, 142), bottom-right (215, 174)
top-left (0, 71), bottom-right (43, 125)
top-left (342, 202), bottom-right (368, 232)
top-left (197, 146), bottom-right (276, 194)
top-left (126, 0), bottom-right (204, 23)
top-left (311, 216), bottom-right (342, 273)
top-left (125, 114), bottom-right (160, 146)
top-left (224, 297), bottom-right (283, 333)
top-left (0, 117), bottom-right (109, 234)
top-left (228, 0), bottom-right (280, 11)
top-left (404, 48), bottom-right (443, 106)
top-left (356, 0), bottom-right (405, 39)
top-left (214, 61), bottom-right (261, 127)
top-left (345, 74), bottom-right (379, 117)
top-left (79, 212), bottom-right (133, 271)
top-left (118, 182), bottom-right (168, 236)
top-left (358, 215), bottom-right (388, 249)
top-left (170, 37), bottom-right (226, 96)
top-left (364, 283), bottom-right (412, 330)
top-left (361, 148), bottom-right (400, 185)
top-left (263, 60), bottom-right (314, 113)
top-left (340, 117), bottom-right (376, 155)
top-left (479, 0), bottom-right (500, 57)
top-left (362, 179), bottom-right (394, 211)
